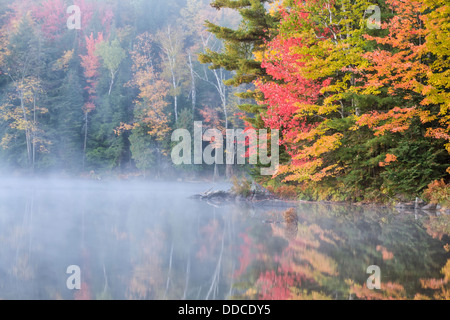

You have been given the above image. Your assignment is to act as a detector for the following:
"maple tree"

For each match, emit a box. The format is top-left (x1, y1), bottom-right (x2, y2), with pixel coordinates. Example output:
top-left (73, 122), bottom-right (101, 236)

top-left (32, 0), bottom-right (66, 40)
top-left (251, 0), bottom-right (450, 200)
top-left (257, 0), bottom-right (375, 184)
top-left (80, 32), bottom-right (104, 168)
top-left (421, 0), bottom-right (450, 174)
top-left (117, 32), bottom-right (171, 176)
top-left (353, 0), bottom-right (450, 191)
top-left (0, 0), bottom-right (447, 193)
top-left (125, 32), bottom-right (171, 142)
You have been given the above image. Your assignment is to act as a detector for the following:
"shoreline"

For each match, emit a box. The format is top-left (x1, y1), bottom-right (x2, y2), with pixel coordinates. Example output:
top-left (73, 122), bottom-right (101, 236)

top-left (190, 188), bottom-right (450, 214)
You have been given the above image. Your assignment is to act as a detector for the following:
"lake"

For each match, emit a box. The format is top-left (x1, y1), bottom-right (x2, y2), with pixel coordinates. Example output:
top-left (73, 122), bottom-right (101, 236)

top-left (0, 178), bottom-right (449, 300)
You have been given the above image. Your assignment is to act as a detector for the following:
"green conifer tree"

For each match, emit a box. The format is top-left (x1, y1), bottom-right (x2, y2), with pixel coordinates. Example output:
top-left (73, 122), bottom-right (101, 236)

top-left (198, 0), bottom-right (281, 128)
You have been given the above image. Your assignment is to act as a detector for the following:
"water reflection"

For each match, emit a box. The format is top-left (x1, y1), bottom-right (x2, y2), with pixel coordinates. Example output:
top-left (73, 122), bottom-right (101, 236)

top-left (233, 204), bottom-right (450, 300)
top-left (0, 179), bottom-right (448, 300)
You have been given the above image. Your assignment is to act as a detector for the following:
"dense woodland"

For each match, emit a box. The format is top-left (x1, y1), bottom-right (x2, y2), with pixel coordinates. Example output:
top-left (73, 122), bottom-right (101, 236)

top-left (0, 0), bottom-right (449, 204)
top-left (0, 0), bottom-right (244, 176)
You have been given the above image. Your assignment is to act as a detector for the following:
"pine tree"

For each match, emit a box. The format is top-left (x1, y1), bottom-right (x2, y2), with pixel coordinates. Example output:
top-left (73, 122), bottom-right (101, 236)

top-left (198, 0), bottom-right (281, 128)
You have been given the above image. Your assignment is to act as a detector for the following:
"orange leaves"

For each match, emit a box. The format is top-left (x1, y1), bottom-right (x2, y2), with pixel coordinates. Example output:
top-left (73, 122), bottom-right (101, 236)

top-left (362, 0), bottom-right (450, 162)
top-left (355, 107), bottom-right (424, 136)
top-left (416, 260), bottom-right (450, 300)
top-left (237, 217), bottom-right (339, 300)
top-left (83, 102), bottom-right (96, 115)
top-left (376, 245), bottom-right (394, 260)
top-left (350, 281), bottom-right (407, 300)
top-left (120, 32), bottom-right (171, 142)
top-left (421, 278), bottom-right (446, 290)
top-left (426, 127), bottom-right (450, 142)
top-left (379, 154), bottom-right (398, 167)
top-left (80, 33), bottom-right (101, 118)
top-left (199, 106), bottom-right (223, 130)
top-left (128, 67), bottom-right (171, 141)
top-left (257, 0), bottom-right (450, 187)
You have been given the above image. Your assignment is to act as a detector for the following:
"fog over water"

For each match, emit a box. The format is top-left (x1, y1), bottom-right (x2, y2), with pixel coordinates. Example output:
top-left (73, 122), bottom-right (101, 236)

top-left (0, 178), bottom-right (449, 300)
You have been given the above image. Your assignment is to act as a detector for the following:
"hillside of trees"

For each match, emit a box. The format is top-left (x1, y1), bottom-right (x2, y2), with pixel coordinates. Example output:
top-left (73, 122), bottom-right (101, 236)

top-left (0, 0), bottom-right (244, 178)
top-left (0, 0), bottom-right (449, 204)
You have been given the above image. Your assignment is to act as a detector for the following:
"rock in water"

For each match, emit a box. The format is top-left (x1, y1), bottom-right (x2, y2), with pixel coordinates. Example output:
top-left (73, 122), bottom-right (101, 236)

top-left (421, 203), bottom-right (437, 211)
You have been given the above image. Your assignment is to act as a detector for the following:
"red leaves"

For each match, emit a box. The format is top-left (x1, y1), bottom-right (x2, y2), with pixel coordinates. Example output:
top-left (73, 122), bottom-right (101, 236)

top-left (257, 269), bottom-right (302, 300)
top-left (75, 0), bottom-right (114, 36)
top-left (83, 102), bottom-right (96, 114)
top-left (79, 32), bottom-right (104, 116)
top-left (30, 0), bottom-right (114, 40)
top-left (32, 0), bottom-right (66, 40)
top-left (257, 30), bottom-right (329, 181)
top-left (80, 32), bottom-right (103, 98)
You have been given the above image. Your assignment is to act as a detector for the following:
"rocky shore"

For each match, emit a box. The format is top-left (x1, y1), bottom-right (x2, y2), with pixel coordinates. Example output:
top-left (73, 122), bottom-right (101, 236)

top-left (394, 198), bottom-right (450, 214)
top-left (189, 186), bottom-right (298, 208)
top-left (190, 187), bottom-right (450, 214)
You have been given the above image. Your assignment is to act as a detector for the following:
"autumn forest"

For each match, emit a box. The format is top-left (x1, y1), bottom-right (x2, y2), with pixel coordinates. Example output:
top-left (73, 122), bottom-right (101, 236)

top-left (0, 0), bottom-right (449, 205)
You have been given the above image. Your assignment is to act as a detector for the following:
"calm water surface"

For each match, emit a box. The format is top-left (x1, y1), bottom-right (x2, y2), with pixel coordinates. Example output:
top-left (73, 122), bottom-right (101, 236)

top-left (0, 178), bottom-right (449, 300)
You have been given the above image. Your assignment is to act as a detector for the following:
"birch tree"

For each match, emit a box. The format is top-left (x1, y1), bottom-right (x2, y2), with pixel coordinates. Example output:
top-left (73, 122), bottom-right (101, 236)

top-left (156, 25), bottom-right (189, 123)
top-left (96, 39), bottom-right (126, 96)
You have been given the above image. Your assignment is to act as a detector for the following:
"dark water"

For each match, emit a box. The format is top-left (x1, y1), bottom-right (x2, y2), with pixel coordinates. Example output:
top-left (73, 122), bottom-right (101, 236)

top-left (0, 178), bottom-right (449, 300)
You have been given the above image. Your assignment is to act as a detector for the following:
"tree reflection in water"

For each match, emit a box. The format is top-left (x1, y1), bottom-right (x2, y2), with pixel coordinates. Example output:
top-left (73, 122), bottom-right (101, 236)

top-left (0, 181), bottom-right (449, 300)
top-left (232, 204), bottom-right (450, 300)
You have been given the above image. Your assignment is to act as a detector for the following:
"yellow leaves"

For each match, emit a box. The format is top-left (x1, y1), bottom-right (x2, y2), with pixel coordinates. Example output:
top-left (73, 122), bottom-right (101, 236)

top-left (289, 289), bottom-right (332, 300)
top-left (296, 247), bottom-right (338, 277)
top-left (280, 161), bottom-right (342, 183)
top-left (278, 160), bottom-right (323, 183)
top-left (243, 288), bottom-right (258, 299)
top-left (267, 0), bottom-right (283, 16)
top-left (115, 123), bottom-right (134, 136)
top-left (302, 133), bottom-right (343, 158)
top-left (293, 102), bottom-right (322, 117)
top-left (122, 34), bottom-right (172, 143)
top-left (53, 50), bottom-right (74, 71)
top-left (0, 133), bottom-right (13, 150)
top-left (252, 50), bottom-right (265, 63)
top-left (350, 281), bottom-right (407, 300)
top-left (0, 75), bottom-right (50, 155)
top-left (416, 259), bottom-right (450, 300)
top-left (443, 260), bottom-right (450, 283)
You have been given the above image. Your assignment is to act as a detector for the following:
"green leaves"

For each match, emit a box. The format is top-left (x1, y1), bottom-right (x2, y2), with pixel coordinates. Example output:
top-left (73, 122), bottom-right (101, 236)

top-left (96, 39), bottom-right (126, 95)
top-left (96, 40), bottom-right (126, 76)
